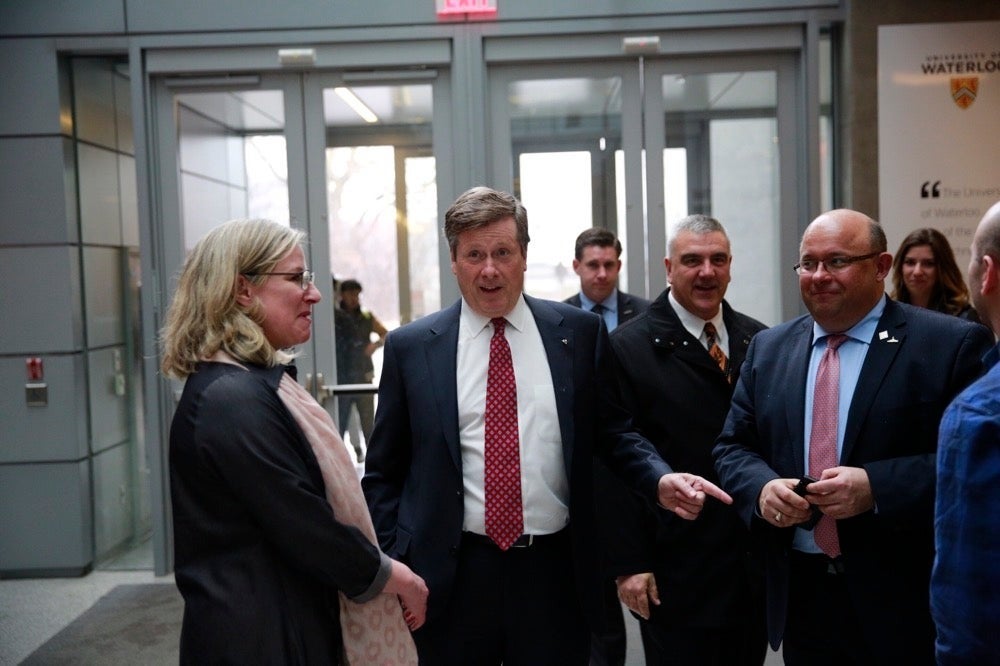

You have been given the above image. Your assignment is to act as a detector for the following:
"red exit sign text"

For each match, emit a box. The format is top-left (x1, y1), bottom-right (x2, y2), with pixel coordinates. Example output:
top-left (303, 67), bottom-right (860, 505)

top-left (436, 0), bottom-right (498, 16)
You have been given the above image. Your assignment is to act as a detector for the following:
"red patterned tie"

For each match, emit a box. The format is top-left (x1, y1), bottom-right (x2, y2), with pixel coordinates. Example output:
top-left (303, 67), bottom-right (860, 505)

top-left (810, 334), bottom-right (847, 558)
top-left (484, 318), bottom-right (523, 550)
top-left (704, 322), bottom-right (729, 381)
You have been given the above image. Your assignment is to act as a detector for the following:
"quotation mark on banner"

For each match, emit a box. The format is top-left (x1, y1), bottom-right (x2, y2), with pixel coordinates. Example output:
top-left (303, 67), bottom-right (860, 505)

top-left (921, 181), bottom-right (941, 199)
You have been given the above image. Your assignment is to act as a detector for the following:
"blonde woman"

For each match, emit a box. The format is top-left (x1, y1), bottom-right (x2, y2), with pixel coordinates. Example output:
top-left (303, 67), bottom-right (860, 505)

top-left (161, 219), bottom-right (424, 664)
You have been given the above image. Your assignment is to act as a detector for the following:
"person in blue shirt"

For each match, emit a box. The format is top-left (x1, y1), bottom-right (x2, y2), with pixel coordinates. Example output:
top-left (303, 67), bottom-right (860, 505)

top-left (932, 200), bottom-right (1000, 666)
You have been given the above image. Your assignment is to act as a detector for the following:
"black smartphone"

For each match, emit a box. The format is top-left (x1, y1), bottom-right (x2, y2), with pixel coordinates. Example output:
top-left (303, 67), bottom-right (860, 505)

top-left (793, 476), bottom-right (822, 530)
top-left (793, 475), bottom-right (818, 496)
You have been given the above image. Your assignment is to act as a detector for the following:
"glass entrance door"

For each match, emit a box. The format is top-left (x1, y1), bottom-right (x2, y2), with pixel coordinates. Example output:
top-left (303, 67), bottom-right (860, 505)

top-left (644, 55), bottom-right (796, 325)
top-left (489, 64), bottom-right (640, 300)
top-left (489, 54), bottom-right (799, 326)
top-left (149, 67), bottom-right (442, 568)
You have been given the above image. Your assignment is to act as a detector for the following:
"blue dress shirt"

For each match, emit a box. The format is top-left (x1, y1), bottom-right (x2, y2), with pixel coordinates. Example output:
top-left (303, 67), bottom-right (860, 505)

top-left (579, 290), bottom-right (619, 332)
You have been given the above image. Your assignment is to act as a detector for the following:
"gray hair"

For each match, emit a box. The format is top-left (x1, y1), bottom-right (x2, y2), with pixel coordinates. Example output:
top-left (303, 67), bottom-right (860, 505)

top-left (668, 214), bottom-right (728, 256)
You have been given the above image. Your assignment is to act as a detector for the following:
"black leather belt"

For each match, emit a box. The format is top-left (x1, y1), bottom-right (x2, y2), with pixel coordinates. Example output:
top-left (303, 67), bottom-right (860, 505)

top-left (792, 550), bottom-right (846, 575)
top-left (462, 531), bottom-right (562, 549)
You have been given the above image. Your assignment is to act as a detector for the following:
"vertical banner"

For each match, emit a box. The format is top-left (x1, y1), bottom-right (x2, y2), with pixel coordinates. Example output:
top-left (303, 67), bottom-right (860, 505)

top-left (878, 21), bottom-right (1000, 262)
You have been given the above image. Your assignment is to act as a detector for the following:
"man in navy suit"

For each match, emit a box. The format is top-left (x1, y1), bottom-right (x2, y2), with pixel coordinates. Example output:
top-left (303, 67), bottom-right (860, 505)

top-left (364, 186), bottom-right (731, 664)
top-left (713, 209), bottom-right (992, 665)
top-left (563, 226), bottom-right (649, 666)
top-left (564, 227), bottom-right (650, 332)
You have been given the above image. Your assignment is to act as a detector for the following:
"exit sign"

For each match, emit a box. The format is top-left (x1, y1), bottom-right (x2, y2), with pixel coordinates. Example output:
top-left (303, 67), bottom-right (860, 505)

top-left (436, 0), bottom-right (498, 16)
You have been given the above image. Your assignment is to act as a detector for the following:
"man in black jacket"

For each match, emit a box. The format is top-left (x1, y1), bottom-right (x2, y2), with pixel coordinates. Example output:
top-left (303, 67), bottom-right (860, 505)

top-left (608, 214), bottom-right (769, 665)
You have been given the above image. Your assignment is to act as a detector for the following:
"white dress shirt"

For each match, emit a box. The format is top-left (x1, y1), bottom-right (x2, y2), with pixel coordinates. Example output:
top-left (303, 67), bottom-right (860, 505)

top-left (456, 294), bottom-right (569, 536)
top-left (669, 289), bottom-right (730, 357)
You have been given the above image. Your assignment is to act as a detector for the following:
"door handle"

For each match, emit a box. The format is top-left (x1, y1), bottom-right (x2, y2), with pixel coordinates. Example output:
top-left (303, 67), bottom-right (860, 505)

top-left (305, 372), bottom-right (336, 404)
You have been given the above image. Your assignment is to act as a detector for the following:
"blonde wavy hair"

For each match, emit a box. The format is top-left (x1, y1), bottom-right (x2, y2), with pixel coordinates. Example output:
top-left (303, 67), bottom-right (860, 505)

top-left (160, 219), bottom-right (306, 378)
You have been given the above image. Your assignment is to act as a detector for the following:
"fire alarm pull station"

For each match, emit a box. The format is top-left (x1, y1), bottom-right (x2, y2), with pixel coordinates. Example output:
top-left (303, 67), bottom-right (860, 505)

top-left (26, 357), bottom-right (48, 407)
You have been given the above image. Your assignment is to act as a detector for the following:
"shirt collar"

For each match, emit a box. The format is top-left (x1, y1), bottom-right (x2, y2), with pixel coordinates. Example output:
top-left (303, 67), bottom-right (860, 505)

top-left (668, 288), bottom-right (725, 341)
top-left (579, 289), bottom-right (618, 313)
top-left (811, 293), bottom-right (886, 346)
top-left (460, 293), bottom-right (530, 339)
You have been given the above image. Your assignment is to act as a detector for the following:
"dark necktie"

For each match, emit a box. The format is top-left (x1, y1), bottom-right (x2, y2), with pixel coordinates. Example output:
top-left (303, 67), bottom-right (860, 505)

top-left (591, 303), bottom-right (606, 315)
top-left (703, 322), bottom-right (729, 380)
top-left (484, 318), bottom-right (523, 550)
top-left (810, 334), bottom-right (848, 558)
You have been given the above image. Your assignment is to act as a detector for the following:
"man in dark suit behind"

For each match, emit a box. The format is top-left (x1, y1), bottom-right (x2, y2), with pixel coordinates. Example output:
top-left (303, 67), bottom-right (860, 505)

top-left (363, 186), bottom-right (731, 665)
top-left (609, 214), bottom-right (768, 665)
top-left (564, 227), bottom-right (650, 331)
top-left (563, 226), bottom-right (649, 666)
top-left (713, 209), bottom-right (992, 665)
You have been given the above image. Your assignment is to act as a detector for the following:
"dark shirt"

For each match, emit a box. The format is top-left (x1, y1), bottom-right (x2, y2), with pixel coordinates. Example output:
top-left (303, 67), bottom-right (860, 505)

top-left (336, 306), bottom-right (378, 382)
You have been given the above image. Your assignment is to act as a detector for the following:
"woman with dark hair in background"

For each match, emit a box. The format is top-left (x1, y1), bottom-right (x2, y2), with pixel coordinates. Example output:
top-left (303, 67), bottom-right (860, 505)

top-left (891, 227), bottom-right (980, 321)
top-left (160, 218), bottom-right (425, 665)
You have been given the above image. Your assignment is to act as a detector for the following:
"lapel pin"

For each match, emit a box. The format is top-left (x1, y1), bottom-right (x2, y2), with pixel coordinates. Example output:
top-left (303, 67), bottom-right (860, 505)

top-left (878, 330), bottom-right (888, 340)
top-left (887, 336), bottom-right (899, 343)
top-left (561, 338), bottom-right (568, 345)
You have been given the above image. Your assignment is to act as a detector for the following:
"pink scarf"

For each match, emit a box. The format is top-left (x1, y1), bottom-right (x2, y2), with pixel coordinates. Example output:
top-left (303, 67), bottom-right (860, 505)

top-left (277, 373), bottom-right (418, 665)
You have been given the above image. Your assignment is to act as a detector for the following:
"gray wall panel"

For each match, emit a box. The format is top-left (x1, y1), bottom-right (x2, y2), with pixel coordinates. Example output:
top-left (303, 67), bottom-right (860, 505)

top-left (0, 137), bottom-right (78, 245)
top-left (92, 443), bottom-right (133, 557)
top-left (72, 58), bottom-right (118, 151)
top-left (0, 354), bottom-right (88, 463)
top-left (0, 39), bottom-right (64, 136)
top-left (88, 346), bottom-right (129, 454)
top-left (0, 247), bottom-right (83, 353)
top-left (125, 0), bottom-right (429, 33)
top-left (0, 0), bottom-right (126, 36)
top-left (123, 0), bottom-right (836, 33)
top-left (114, 69), bottom-right (135, 155)
top-left (83, 247), bottom-right (125, 347)
top-left (78, 144), bottom-right (123, 247)
top-left (120, 155), bottom-right (140, 248)
top-left (0, 461), bottom-right (93, 574)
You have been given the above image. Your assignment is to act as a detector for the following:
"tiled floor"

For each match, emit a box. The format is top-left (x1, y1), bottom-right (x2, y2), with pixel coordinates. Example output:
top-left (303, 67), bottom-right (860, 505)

top-left (0, 538), bottom-right (781, 666)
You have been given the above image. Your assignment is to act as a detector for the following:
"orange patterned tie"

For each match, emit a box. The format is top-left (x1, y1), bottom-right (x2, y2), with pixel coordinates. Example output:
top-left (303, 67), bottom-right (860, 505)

top-left (704, 322), bottom-right (729, 381)
top-left (484, 318), bottom-right (523, 550)
top-left (810, 334), bottom-right (848, 558)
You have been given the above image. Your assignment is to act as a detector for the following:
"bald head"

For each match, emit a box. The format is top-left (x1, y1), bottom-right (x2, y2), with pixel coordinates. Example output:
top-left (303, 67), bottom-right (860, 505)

top-left (797, 209), bottom-right (893, 333)
top-left (968, 201), bottom-right (1000, 333)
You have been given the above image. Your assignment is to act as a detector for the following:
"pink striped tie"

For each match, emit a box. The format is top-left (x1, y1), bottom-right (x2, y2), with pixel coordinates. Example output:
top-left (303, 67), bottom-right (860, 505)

top-left (484, 318), bottom-right (523, 550)
top-left (810, 334), bottom-right (847, 558)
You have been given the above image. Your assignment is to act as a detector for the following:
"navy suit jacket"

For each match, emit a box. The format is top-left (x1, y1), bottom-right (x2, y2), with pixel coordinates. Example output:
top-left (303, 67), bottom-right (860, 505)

top-left (363, 295), bottom-right (672, 626)
top-left (564, 289), bottom-right (651, 327)
top-left (713, 298), bottom-right (992, 660)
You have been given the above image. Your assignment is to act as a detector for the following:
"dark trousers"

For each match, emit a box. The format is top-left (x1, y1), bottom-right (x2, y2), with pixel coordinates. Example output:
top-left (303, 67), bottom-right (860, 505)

top-left (338, 395), bottom-right (374, 457)
top-left (589, 580), bottom-right (626, 666)
top-left (783, 552), bottom-right (867, 666)
top-left (638, 612), bottom-right (767, 665)
top-left (783, 552), bottom-right (934, 666)
top-left (413, 530), bottom-right (589, 665)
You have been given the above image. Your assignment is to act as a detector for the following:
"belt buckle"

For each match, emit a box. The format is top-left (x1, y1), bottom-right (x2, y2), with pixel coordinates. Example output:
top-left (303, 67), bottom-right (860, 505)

top-left (511, 534), bottom-right (534, 548)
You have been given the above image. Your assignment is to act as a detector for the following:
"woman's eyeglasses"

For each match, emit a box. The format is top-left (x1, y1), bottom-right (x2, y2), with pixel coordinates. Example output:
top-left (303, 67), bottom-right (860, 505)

top-left (244, 270), bottom-right (315, 290)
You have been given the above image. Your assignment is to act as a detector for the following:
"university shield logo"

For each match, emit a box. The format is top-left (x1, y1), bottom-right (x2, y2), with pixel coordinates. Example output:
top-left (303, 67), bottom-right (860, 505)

top-left (951, 77), bottom-right (979, 109)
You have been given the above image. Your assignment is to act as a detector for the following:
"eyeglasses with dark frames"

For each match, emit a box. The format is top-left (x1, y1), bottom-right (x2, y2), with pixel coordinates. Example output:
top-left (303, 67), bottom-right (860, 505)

top-left (243, 270), bottom-right (315, 290)
top-left (793, 253), bottom-right (879, 275)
